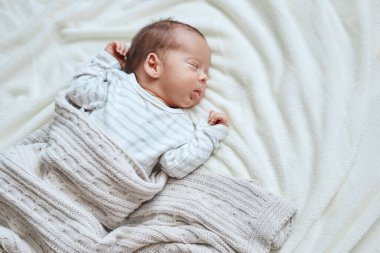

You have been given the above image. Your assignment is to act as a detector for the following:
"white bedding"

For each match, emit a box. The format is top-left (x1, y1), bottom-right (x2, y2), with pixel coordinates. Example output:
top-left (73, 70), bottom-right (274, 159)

top-left (0, 0), bottom-right (379, 252)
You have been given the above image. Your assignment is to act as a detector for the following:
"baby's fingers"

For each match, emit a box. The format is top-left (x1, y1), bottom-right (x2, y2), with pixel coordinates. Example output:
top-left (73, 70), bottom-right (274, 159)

top-left (207, 110), bottom-right (215, 123)
top-left (208, 111), bottom-right (220, 125)
top-left (115, 42), bottom-right (123, 54)
top-left (208, 110), bottom-right (229, 126)
top-left (116, 42), bottom-right (129, 56)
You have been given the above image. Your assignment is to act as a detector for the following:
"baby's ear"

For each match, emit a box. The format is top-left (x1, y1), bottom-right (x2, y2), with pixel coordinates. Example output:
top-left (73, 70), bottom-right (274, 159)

top-left (144, 53), bottom-right (161, 78)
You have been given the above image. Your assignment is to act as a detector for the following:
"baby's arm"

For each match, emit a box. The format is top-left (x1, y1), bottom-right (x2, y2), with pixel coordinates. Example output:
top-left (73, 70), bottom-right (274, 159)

top-left (159, 115), bottom-right (229, 179)
top-left (67, 41), bottom-right (127, 110)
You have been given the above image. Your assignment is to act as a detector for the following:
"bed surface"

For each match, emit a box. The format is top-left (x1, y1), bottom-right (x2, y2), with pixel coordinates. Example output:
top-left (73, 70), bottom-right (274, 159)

top-left (1, 0), bottom-right (379, 252)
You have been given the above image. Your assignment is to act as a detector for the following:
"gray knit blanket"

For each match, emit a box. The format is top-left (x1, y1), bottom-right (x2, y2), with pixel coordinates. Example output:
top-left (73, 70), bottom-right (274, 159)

top-left (0, 92), bottom-right (295, 253)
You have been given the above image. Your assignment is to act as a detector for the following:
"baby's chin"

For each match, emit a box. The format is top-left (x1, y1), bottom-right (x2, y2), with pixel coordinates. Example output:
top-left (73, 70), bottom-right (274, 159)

top-left (182, 100), bottom-right (202, 109)
top-left (171, 96), bottom-right (203, 109)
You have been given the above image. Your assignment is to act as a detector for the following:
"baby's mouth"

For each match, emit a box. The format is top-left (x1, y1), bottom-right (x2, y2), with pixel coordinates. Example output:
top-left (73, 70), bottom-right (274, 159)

top-left (192, 89), bottom-right (202, 100)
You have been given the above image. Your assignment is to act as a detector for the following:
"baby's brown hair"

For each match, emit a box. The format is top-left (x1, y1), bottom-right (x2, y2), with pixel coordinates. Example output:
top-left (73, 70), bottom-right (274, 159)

top-left (124, 18), bottom-right (205, 74)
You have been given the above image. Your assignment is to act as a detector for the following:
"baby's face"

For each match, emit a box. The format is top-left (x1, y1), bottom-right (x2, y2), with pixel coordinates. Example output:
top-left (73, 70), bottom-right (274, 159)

top-left (158, 29), bottom-right (211, 108)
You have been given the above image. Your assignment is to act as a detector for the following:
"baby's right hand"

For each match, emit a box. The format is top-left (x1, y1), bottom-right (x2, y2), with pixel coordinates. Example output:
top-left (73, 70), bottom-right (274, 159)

top-left (105, 41), bottom-right (128, 70)
top-left (208, 110), bottom-right (229, 127)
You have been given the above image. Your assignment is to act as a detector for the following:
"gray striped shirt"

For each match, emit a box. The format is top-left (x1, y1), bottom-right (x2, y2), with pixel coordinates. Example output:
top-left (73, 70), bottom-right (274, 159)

top-left (67, 51), bottom-right (228, 178)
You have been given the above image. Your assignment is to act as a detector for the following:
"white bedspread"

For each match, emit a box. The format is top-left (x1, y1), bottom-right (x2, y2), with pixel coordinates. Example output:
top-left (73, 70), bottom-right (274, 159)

top-left (1, 0), bottom-right (379, 252)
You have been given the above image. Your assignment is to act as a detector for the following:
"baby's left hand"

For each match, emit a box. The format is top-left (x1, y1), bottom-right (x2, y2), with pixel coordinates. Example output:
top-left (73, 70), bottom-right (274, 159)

top-left (208, 110), bottom-right (229, 127)
top-left (105, 41), bottom-right (129, 70)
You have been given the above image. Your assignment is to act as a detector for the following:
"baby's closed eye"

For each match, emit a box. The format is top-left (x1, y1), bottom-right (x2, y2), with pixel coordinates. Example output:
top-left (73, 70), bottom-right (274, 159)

top-left (189, 62), bottom-right (199, 69)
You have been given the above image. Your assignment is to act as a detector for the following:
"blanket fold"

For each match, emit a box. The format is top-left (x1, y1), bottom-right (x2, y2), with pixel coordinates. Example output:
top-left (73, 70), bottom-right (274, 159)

top-left (0, 92), bottom-right (295, 253)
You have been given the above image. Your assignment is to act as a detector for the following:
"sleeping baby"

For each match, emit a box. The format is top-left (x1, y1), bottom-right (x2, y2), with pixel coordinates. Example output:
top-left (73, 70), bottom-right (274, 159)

top-left (67, 19), bottom-right (229, 179)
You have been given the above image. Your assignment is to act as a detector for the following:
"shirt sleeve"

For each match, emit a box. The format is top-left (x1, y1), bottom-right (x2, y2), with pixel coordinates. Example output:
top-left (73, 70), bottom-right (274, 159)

top-left (159, 119), bottom-right (229, 179)
top-left (66, 50), bottom-right (121, 110)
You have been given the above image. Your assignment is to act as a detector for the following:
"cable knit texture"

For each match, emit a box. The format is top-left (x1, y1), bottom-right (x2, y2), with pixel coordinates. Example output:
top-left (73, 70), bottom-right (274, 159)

top-left (0, 92), bottom-right (295, 253)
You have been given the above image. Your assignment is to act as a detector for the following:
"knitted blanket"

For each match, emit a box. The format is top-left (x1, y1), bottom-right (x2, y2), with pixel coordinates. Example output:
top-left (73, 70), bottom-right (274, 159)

top-left (0, 92), bottom-right (295, 253)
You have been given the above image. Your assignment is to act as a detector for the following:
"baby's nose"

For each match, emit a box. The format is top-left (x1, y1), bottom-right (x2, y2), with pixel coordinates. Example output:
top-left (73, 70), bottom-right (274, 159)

top-left (199, 73), bottom-right (208, 86)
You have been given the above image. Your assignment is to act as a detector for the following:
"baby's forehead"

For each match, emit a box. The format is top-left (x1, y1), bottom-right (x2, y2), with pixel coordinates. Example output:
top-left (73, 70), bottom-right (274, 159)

top-left (165, 27), bottom-right (211, 64)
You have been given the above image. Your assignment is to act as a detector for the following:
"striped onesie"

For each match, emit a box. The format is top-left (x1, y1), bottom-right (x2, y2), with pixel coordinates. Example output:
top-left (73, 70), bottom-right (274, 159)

top-left (67, 51), bottom-right (228, 178)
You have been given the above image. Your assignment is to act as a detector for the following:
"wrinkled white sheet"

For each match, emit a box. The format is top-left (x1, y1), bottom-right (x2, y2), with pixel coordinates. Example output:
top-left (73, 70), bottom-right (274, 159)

top-left (0, 0), bottom-right (379, 252)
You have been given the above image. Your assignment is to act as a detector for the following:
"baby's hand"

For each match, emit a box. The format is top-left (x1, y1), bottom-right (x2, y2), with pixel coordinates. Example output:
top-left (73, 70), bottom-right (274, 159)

top-left (105, 41), bottom-right (128, 70)
top-left (208, 110), bottom-right (229, 127)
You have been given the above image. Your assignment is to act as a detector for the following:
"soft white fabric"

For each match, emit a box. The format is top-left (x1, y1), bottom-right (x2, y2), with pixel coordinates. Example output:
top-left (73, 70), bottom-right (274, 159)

top-left (67, 50), bottom-right (228, 178)
top-left (0, 93), bottom-right (295, 252)
top-left (0, 0), bottom-right (379, 252)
